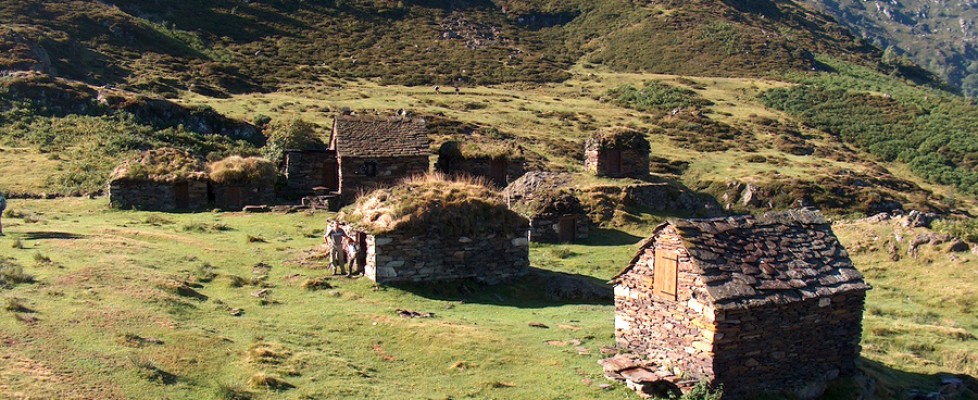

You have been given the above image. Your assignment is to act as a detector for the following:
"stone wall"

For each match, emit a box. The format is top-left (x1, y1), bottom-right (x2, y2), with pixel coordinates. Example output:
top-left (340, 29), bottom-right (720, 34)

top-left (712, 292), bottom-right (866, 399)
top-left (585, 148), bottom-right (649, 178)
top-left (615, 226), bottom-right (715, 379)
top-left (212, 184), bottom-right (275, 210)
top-left (363, 231), bottom-right (530, 285)
top-left (615, 225), bottom-right (868, 399)
top-left (529, 213), bottom-right (589, 243)
top-left (108, 180), bottom-right (208, 211)
top-left (284, 150), bottom-right (336, 194)
top-left (339, 155), bottom-right (429, 197)
top-left (439, 157), bottom-right (526, 187)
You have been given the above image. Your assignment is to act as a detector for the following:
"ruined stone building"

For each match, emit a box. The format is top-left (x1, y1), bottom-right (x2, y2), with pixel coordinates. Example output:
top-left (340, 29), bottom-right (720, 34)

top-left (585, 127), bottom-right (650, 178)
top-left (436, 140), bottom-right (526, 187)
top-left (506, 172), bottom-right (589, 243)
top-left (108, 148), bottom-right (209, 211)
top-left (283, 149), bottom-right (336, 196)
top-left (208, 156), bottom-right (277, 210)
top-left (612, 210), bottom-right (869, 399)
top-left (329, 115), bottom-right (430, 200)
top-left (342, 175), bottom-right (530, 285)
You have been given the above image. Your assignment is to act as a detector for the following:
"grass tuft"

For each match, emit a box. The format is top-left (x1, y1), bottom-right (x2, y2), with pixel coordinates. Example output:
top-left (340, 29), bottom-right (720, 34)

top-left (247, 372), bottom-right (294, 391)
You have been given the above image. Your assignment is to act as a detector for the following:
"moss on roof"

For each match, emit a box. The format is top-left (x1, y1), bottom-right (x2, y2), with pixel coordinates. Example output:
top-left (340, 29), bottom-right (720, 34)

top-left (208, 156), bottom-right (277, 186)
top-left (438, 139), bottom-right (524, 160)
top-left (341, 173), bottom-right (528, 236)
top-left (586, 127), bottom-right (650, 151)
top-left (109, 148), bottom-right (206, 183)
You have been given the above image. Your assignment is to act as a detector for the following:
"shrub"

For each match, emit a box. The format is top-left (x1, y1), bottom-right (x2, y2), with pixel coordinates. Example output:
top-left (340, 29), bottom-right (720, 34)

top-left (933, 219), bottom-right (978, 243)
top-left (0, 258), bottom-right (34, 287)
top-left (673, 381), bottom-right (723, 400)
top-left (262, 119), bottom-right (325, 163)
top-left (606, 81), bottom-right (713, 113)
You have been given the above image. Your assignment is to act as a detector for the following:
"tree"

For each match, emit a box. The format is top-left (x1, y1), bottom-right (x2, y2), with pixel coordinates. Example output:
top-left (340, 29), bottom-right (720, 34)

top-left (261, 118), bottom-right (325, 163)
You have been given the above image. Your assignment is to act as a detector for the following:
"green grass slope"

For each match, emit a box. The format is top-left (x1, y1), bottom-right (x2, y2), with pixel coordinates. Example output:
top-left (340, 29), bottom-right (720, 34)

top-left (0, 198), bottom-right (975, 399)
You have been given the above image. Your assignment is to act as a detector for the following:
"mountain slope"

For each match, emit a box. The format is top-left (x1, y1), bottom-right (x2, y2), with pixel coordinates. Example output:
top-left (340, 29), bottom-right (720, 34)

top-left (801, 0), bottom-right (978, 96)
top-left (0, 0), bottom-right (921, 97)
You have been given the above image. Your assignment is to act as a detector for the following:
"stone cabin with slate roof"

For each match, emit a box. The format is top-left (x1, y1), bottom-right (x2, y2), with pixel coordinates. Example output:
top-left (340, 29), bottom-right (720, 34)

top-left (612, 210), bottom-right (870, 399)
top-left (329, 115), bottom-right (430, 200)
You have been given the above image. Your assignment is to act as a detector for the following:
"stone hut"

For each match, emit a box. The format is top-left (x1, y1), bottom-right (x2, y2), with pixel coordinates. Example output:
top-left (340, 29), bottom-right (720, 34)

top-left (341, 174), bottom-right (530, 285)
top-left (283, 149), bottom-right (337, 196)
top-left (436, 140), bottom-right (526, 187)
top-left (329, 114), bottom-right (430, 199)
top-left (585, 127), bottom-right (650, 178)
top-left (612, 210), bottom-right (870, 399)
top-left (108, 148), bottom-right (209, 211)
top-left (506, 172), bottom-right (589, 243)
top-left (208, 156), bottom-right (277, 210)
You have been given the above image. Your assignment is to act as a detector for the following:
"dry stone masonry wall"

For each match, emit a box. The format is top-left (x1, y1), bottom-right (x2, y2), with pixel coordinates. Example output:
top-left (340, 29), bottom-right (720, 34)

top-left (363, 231), bottom-right (530, 285)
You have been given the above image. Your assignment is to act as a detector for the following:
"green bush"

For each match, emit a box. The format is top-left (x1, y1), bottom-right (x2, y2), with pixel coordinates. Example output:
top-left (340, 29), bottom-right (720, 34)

top-left (261, 118), bottom-right (325, 163)
top-left (606, 82), bottom-right (713, 113)
top-left (672, 381), bottom-right (723, 400)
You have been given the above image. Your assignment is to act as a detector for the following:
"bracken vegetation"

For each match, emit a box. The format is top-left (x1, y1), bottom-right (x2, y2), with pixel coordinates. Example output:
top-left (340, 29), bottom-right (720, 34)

top-left (761, 57), bottom-right (978, 196)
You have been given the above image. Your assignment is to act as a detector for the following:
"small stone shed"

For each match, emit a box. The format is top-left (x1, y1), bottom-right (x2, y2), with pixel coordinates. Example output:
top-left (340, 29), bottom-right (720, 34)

top-left (108, 148), bottom-right (209, 211)
top-left (341, 174), bottom-right (530, 285)
top-left (612, 210), bottom-right (870, 399)
top-left (506, 172), bottom-right (589, 243)
top-left (208, 156), bottom-right (277, 210)
top-left (329, 115), bottom-right (430, 198)
top-left (585, 127), bottom-right (650, 178)
top-left (283, 149), bottom-right (337, 195)
top-left (436, 140), bottom-right (526, 187)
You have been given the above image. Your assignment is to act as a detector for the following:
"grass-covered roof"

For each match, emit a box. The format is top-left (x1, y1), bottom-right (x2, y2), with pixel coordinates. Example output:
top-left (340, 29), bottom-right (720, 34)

top-left (586, 127), bottom-right (650, 151)
top-left (208, 156), bottom-right (277, 186)
top-left (437, 139), bottom-right (524, 161)
top-left (109, 148), bottom-right (206, 183)
top-left (341, 174), bottom-right (528, 236)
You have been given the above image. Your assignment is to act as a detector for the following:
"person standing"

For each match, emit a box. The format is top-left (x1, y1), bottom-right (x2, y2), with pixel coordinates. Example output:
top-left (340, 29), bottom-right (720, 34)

top-left (0, 192), bottom-right (5, 236)
top-left (324, 220), bottom-right (351, 275)
top-left (344, 236), bottom-right (360, 277)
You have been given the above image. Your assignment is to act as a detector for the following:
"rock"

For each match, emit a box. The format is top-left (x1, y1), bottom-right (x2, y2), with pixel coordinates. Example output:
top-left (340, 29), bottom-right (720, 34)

top-left (243, 205), bottom-right (270, 213)
top-left (740, 184), bottom-right (762, 208)
top-left (396, 309), bottom-right (434, 318)
top-left (947, 238), bottom-right (969, 253)
top-left (528, 322), bottom-right (549, 329)
top-left (229, 308), bottom-right (244, 316)
top-left (904, 210), bottom-right (939, 228)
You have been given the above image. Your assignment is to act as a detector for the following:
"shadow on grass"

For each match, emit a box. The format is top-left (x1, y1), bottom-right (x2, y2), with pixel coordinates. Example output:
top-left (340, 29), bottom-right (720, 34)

top-left (21, 231), bottom-right (86, 240)
top-left (391, 267), bottom-right (613, 309)
top-left (585, 228), bottom-right (645, 246)
top-left (858, 358), bottom-right (978, 399)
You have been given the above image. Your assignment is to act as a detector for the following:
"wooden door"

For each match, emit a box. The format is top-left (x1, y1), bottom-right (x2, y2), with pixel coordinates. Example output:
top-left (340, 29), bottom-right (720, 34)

top-left (490, 159), bottom-right (507, 187)
top-left (357, 232), bottom-right (368, 267)
top-left (558, 215), bottom-right (577, 243)
top-left (226, 187), bottom-right (242, 209)
top-left (606, 150), bottom-right (622, 175)
top-left (174, 182), bottom-right (190, 209)
top-left (323, 159), bottom-right (339, 191)
top-left (653, 251), bottom-right (678, 301)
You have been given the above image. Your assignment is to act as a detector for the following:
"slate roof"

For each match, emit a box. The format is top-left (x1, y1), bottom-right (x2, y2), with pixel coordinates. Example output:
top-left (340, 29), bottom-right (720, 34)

top-left (331, 115), bottom-right (429, 158)
top-left (616, 209), bottom-right (870, 310)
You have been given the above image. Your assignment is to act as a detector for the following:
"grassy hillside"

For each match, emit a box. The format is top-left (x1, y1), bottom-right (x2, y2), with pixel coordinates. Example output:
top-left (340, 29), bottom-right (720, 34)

top-left (0, 198), bottom-right (975, 399)
top-left (0, 0), bottom-right (920, 97)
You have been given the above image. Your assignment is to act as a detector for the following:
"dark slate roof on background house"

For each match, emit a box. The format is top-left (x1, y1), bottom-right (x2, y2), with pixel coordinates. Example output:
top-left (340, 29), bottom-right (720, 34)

top-left (331, 115), bottom-right (429, 158)
top-left (616, 209), bottom-right (871, 310)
